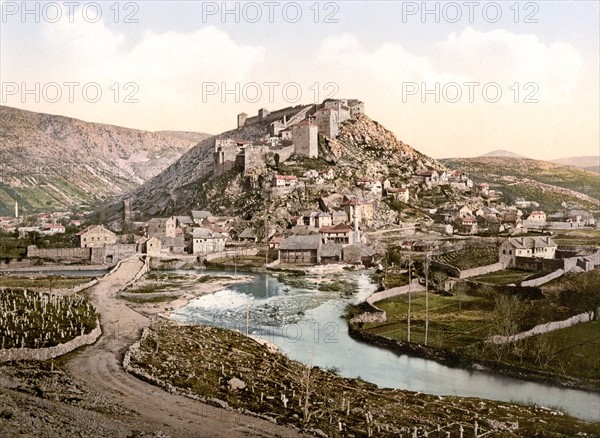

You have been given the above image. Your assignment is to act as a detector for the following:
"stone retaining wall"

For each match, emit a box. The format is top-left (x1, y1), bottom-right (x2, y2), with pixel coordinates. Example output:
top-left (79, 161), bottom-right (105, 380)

top-left (0, 322), bottom-right (101, 362)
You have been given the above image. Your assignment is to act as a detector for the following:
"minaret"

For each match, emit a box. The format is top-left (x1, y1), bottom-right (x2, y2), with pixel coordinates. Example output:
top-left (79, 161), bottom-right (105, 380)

top-left (353, 207), bottom-right (360, 244)
top-left (14, 201), bottom-right (18, 219)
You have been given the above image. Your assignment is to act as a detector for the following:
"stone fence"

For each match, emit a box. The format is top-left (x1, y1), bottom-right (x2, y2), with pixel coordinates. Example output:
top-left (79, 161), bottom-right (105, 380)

top-left (430, 259), bottom-right (504, 279)
top-left (0, 322), bottom-right (101, 362)
top-left (488, 312), bottom-right (594, 345)
top-left (520, 269), bottom-right (564, 287)
top-left (351, 280), bottom-right (424, 324)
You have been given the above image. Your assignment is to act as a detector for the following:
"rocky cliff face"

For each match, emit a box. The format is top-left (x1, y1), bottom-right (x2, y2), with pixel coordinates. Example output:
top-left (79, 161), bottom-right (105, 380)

top-left (0, 106), bottom-right (209, 215)
top-left (103, 111), bottom-right (442, 226)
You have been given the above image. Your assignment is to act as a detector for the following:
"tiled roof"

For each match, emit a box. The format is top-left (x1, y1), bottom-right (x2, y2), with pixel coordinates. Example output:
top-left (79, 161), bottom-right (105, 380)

top-left (506, 237), bottom-right (557, 249)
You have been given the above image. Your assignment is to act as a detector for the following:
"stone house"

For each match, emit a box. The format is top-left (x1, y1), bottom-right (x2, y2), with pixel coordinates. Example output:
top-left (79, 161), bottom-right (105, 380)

top-left (41, 224), bottom-right (65, 235)
top-left (478, 183), bottom-right (490, 196)
top-left (527, 211), bottom-right (546, 222)
top-left (190, 227), bottom-right (227, 255)
top-left (76, 225), bottom-right (117, 248)
top-left (145, 217), bottom-right (176, 237)
top-left (342, 243), bottom-right (376, 266)
top-left (278, 235), bottom-right (322, 264)
top-left (321, 243), bottom-right (343, 264)
top-left (319, 223), bottom-right (354, 244)
top-left (160, 236), bottom-right (187, 254)
top-left (238, 227), bottom-right (258, 242)
top-left (315, 107), bottom-right (339, 138)
top-left (272, 174), bottom-right (298, 187)
top-left (341, 198), bottom-right (374, 227)
top-left (174, 216), bottom-right (194, 230)
top-left (136, 236), bottom-right (161, 255)
top-left (416, 169), bottom-right (439, 184)
top-left (499, 236), bottom-right (557, 268)
top-left (192, 210), bottom-right (213, 225)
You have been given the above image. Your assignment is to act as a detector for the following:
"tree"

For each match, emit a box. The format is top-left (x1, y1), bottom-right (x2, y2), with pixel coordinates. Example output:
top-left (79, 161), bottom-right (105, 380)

top-left (273, 153), bottom-right (280, 169)
top-left (431, 270), bottom-right (448, 291)
top-left (489, 295), bottom-right (525, 360)
top-left (452, 281), bottom-right (469, 311)
top-left (559, 272), bottom-right (600, 320)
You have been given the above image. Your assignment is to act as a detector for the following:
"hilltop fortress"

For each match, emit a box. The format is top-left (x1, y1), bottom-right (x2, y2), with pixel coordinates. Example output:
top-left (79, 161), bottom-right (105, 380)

top-left (214, 99), bottom-right (364, 177)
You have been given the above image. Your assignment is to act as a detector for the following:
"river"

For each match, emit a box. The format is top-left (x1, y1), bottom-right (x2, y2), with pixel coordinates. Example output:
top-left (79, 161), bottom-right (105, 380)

top-left (170, 269), bottom-right (599, 422)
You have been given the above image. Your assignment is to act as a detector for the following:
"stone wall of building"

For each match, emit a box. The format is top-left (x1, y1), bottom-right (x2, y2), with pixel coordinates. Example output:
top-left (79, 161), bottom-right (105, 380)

top-left (27, 246), bottom-right (93, 263)
top-left (292, 123), bottom-right (318, 158)
top-left (0, 323), bottom-right (101, 363)
top-left (244, 145), bottom-right (270, 172)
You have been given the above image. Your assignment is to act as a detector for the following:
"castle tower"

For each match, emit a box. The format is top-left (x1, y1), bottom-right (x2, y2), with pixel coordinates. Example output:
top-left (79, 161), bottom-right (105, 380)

top-left (237, 112), bottom-right (248, 129)
top-left (291, 120), bottom-right (318, 158)
top-left (258, 108), bottom-right (270, 123)
top-left (315, 107), bottom-right (339, 138)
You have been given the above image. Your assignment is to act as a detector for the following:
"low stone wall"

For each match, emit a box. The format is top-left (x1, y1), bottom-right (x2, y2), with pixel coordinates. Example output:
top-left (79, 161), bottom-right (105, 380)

top-left (351, 280), bottom-right (425, 324)
top-left (27, 246), bottom-right (92, 263)
top-left (520, 269), bottom-right (564, 287)
top-left (489, 312), bottom-right (593, 345)
top-left (0, 322), bottom-right (101, 363)
top-left (459, 262), bottom-right (504, 279)
top-left (430, 260), bottom-right (504, 279)
top-left (119, 290), bottom-right (182, 301)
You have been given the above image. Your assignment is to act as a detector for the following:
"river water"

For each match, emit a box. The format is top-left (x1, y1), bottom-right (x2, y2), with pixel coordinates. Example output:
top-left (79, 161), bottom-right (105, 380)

top-left (171, 269), bottom-right (599, 422)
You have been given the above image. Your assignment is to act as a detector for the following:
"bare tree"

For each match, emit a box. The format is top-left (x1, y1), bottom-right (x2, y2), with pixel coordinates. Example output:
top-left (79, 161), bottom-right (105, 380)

top-left (489, 295), bottom-right (525, 360)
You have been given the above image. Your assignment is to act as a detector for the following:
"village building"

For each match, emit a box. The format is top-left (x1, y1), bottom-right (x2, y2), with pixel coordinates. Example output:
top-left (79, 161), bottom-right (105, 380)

top-left (160, 235), bottom-right (187, 254)
top-left (387, 187), bottom-right (409, 203)
top-left (319, 223), bottom-right (354, 244)
top-left (278, 235), bottom-right (322, 264)
top-left (268, 235), bottom-right (284, 250)
top-left (174, 216), bottom-right (194, 230)
top-left (192, 210), bottom-right (213, 225)
top-left (190, 227), bottom-right (227, 255)
top-left (238, 227), bottom-right (258, 242)
top-left (499, 236), bottom-right (557, 268)
top-left (342, 243), bottom-right (376, 266)
top-left (136, 236), bottom-right (161, 255)
top-left (321, 243), bottom-right (343, 264)
top-left (40, 224), bottom-right (65, 235)
top-left (478, 183), bottom-right (490, 196)
top-left (272, 174), bottom-right (299, 188)
top-left (341, 198), bottom-right (374, 227)
top-left (145, 217), bottom-right (177, 237)
top-left (527, 211), bottom-right (546, 222)
top-left (76, 225), bottom-right (117, 248)
top-left (416, 169), bottom-right (439, 184)
top-left (315, 107), bottom-right (339, 138)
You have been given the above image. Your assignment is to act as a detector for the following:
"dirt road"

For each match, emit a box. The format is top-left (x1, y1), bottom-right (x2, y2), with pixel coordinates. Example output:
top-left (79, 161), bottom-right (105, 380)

top-left (68, 257), bottom-right (305, 438)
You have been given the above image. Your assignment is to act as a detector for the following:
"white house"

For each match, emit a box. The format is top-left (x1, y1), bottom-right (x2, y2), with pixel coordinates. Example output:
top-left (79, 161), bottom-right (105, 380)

top-left (527, 211), bottom-right (546, 222)
top-left (499, 236), bottom-right (557, 268)
top-left (191, 227), bottom-right (227, 255)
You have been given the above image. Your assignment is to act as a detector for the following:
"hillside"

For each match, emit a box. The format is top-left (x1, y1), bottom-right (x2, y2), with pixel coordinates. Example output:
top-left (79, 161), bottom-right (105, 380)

top-left (103, 110), bottom-right (442, 225)
top-left (0, 106), bottom-right (210, 215)
top-left (478, 149), bottom-right (529, 159)
top-left (441, 157), bottom-right (600, 212)
top-left (551, 156), bottom-right (600, 174)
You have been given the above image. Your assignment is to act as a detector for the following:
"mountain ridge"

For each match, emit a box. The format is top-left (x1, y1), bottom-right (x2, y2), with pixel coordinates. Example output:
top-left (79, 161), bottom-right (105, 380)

top-left (0, 106), bottom-right (210, 215)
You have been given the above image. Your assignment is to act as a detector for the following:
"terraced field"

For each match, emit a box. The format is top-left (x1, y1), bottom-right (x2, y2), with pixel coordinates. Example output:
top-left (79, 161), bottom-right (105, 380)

top-left (433, 247), bottom-right (498, 270)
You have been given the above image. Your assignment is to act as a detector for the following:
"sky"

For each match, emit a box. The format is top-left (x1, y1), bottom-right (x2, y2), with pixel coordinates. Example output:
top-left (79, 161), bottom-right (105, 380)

top-left (1, 1), bottom-right (599, 160)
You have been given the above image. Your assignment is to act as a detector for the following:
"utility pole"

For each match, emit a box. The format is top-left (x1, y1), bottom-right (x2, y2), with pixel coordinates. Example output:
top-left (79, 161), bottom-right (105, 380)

top-left (407, 249), bottom-right (411, 343)
top-left (425, 251), bottom-right (429, 346)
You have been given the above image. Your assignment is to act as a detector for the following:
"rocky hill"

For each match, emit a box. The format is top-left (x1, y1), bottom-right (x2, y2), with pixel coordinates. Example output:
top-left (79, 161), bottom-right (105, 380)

top-left (478, 149), bottom-right (529, 159)
top-left (102, 111), bottom-right (442, 226)
top-left (551, 156), bottom-right (600, 174)
top-left (0, 106), bottom-right (210, 215)
top-left (441, 157), bottom-right (600, 212)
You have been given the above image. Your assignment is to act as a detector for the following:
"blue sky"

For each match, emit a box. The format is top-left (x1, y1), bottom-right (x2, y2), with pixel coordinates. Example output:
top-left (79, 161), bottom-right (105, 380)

top-left (1, 1), bottom-right (598, 159)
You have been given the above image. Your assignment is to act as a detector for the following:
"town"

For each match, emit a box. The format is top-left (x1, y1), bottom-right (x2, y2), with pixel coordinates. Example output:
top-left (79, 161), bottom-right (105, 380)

top-left (1, 99), bottom-right (599, 437)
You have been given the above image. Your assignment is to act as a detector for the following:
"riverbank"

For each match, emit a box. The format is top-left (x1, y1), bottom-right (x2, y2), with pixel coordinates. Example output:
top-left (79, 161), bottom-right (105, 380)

top-left (125, 320), bottom-right (600, 437)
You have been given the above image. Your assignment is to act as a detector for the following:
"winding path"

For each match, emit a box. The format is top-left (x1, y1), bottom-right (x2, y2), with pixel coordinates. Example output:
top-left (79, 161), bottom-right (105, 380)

top-left (68, 257), bottom-right (305, 437)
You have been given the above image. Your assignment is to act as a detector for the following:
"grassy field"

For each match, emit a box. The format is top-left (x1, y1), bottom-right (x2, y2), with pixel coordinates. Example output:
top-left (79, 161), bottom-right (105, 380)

top-left (359, 280), bottom-right (600, 386)
top-left (473, 269), bottom-right (537, 285)
top-left (0, 276), bottom-right (93, 290)
top-left (432, 246), bottom-right (498, 270)
top-left (551, 229), bottom-right (600, 247)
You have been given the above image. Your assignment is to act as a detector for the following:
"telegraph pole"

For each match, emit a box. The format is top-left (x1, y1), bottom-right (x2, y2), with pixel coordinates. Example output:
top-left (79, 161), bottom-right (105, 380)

top-left (425, 251), bottom-right (429, 346)
top-left (407, 249), bottom-right (411, 343)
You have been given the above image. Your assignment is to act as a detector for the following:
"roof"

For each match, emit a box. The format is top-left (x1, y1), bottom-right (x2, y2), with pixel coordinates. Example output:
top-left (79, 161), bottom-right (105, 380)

top-left (191, 210), bottom-right (212, 219)
top-left (319, 224), bottom-right (354, 234)
top-left (147, 217), bottom-right (169, 224)
top-left (505, 237), bottom-right (557, 249)
top-left (321, 243), bottom-right (343, 258)
top-left (75, 224), bottom-right (113, 236)
top-left (461, 216), bottom-right (477, 223)
top-left (294, 119), bottom-right (317, 127)
top-left (175, 216), bottom-right (194, 224)
top-left (279, 235), bottom-right (322, 251)
top-left (530, 211), bottom-right (545, 216)
top-left (238, 228), bottom-right (257, 239)
top-left (417, 169), bottom-right (437, 176)
top-left (192, 227), bottom-right (225, 239)
top-left (274, 174), bottom-right (298, 180)
top-left (343, 243), bottom-right (375, 257)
